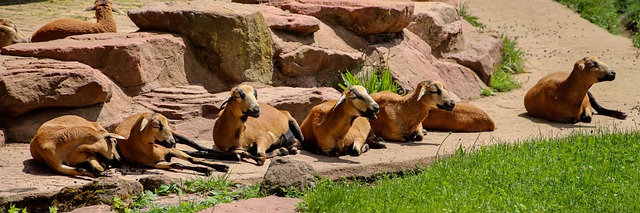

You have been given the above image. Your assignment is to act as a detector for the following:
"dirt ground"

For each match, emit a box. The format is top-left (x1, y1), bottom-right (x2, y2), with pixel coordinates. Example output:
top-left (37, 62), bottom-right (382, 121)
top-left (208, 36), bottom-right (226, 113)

top-left (1, 0), bottom-right (640, 206)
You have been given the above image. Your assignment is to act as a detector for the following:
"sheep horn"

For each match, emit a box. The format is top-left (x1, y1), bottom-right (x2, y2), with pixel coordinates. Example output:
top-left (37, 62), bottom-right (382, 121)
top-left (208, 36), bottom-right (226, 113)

top-left (333, 94), bottom-right (347, 111)
top-left (140, 118), bottom-right (149, 132)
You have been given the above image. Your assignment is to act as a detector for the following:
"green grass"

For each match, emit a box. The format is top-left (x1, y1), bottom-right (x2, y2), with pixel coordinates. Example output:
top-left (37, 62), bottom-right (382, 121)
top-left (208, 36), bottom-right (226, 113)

top-left (489, 35), bottom-right (526, 92)
top-left (338, 66), bottom-right (400, 94)
top-left (458, 2), bottom-right (485, 30)
top-left (298, 130), bottom-right (640, 212)
top-left (557, 0), bottom-right (640, 47)
top-left (113, 174), bottom-right (260, 213)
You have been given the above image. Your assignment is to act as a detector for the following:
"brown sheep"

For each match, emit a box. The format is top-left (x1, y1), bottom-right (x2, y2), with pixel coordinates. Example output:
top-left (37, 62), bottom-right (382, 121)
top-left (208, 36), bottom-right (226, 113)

top-left (422, 103), bottom-right (496, 132)
top-left (116, 113), bottom-right (228, 175)
top-left (212, 84), bottom-right (303, 166)
top-left (31, 0), bottom-right (120, 42)
top-left (0, 19), bottom-right (29, 48)
top-left (30, 115), bottom-right (124, 178)
top-left (369, 80), bottom-right (456, 142)
top-left (524, 56), bottom-right (627, 123)
top-left (300, 85), bottom-right (386, 157)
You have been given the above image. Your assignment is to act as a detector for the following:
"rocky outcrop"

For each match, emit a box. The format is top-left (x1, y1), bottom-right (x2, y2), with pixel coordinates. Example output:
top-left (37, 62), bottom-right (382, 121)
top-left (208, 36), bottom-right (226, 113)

top-left (261, 6), bottom-right (320, 36)
top-left (0, 56), bottom-right (113, 117)
top-left (270, 0), bottom-right (415, 36)
top-left (138, 175), bottom-right (178, 192)
top-left (1, 32), bottom-right (224, 95)
top-left (445, 20), bottom-right (503, 85)
top-left (52, 177), bottom-right (143, 212)
top-left (261, 157), bottom-right (318, 196)
top-left (134, 86), bottom-right (224, 120)
top-left (407, 2), bottom-right (464, 57)
top-left (256, 87), bottom-right (341, 123)
top-left (128, 1), bottom-right (274, 85)
top-left (432, 61), bottom-right (485, 99)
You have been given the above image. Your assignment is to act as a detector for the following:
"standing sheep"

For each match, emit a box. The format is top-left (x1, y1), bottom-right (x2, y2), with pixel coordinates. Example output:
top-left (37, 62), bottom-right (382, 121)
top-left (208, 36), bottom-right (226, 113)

top-left (369, 80), bottom-right (456, 142)
top-left (212, 84), bottom-right (303, 166)
top-left (300, 85), bottom-right (386, 157)
top-left (524, 56), bottom-right (627, 123)
top-left (0, 19), bottom-right (29, 48)
top-left (116, 113), bottom-right (229, 175)
top-left (30, 115), bottom-right (124, 178)
top-left (31, 0), bottom-right (120, 42)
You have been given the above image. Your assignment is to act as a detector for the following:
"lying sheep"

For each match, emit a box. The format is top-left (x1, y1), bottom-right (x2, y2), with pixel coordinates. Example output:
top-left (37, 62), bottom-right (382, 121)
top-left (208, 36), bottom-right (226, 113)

top-left (212, 85), bottom-right (303, 166)
top-left (116, 113), bottom-right (228, 175)
top-left (524, 56), bottom-right (627, 123)
top-left (30, 115), bottom-right (124, 178)
top-left (300, 85), bottom-right (386, 157)
top-left (369, 80), bottom-right (456, 142)
top-left (0, 19), bottom-right (29, 48)
top-left (422, 103), bottom-right (496, 132)
top-left (31, 0), bottom-right (120, 42)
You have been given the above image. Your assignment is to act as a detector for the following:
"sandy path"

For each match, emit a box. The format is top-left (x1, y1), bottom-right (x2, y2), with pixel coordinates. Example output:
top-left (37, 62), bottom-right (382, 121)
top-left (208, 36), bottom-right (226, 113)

top-left (1, 0), bottom-right (640, 202)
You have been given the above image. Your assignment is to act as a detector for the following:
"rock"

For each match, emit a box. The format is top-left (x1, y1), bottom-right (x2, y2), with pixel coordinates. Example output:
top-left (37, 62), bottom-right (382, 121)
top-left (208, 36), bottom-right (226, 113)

top-left (138, 175), bottom-right (178, 192)
top-left (232, 0), bottom-right (269, 3)
top-left (197, 196), bottom-right (301, 213)
top-left (412, 0), bottom-right (459, 7)
top-left (445, 20), bottom-right (503, 85)
top-left (432, 61), bottom-right (486, 99)
top-left (52, 177), bottom-right (143, 212)
top-left (261, 6), bottom-right (320, 36)
top-left (129, 1), bottom-right (274, 84)
top-left (407, 2), bottom-right (464, 57)
top-left (134, 86), bottom-right (224, 120)
top-left (260, 157), bottom-right (318, 196)
top-left (0, 32), bottom-right (225, 95)
top-left (0, 56), bottom-right (113, 117)
top-left (1, 79), bottom-right (148, 143)
top-left (270, 20), bottom-right (366, 88)
top-left (270, 0), bottom-right (415, 36)
top-left (65, 205), bottom-right (114, 213)
top-left (256, 87), bottom-right (341, 123)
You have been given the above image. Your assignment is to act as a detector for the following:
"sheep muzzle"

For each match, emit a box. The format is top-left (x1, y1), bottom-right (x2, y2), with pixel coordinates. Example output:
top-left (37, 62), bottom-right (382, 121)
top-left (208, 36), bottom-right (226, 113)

top-left (598, 71), bottom-right (616, 82)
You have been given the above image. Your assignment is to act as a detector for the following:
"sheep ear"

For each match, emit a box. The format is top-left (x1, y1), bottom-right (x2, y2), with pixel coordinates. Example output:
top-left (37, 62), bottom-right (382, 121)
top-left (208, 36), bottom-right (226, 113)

top-left (417, 86), bottom-right (427, 101)
top-left (104, 133), bottom-right (125, 140)
top-left (578, 63), bottom-right (585, 70)
top-left (333, 94), bottom-right (347, 111)
top-left (220, 96), bottom-right (233, 109)
top-left (140, 118), bottom-right (149, 132)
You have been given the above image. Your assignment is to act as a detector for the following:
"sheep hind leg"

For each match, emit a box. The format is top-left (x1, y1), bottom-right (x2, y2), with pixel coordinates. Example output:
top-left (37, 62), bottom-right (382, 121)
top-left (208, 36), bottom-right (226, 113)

top-left (167, 148), bottom-right (229, 172)
top-left (366, 130), bottom-right (386, 149)
top-left (588, 91), bottom-right (627, 119)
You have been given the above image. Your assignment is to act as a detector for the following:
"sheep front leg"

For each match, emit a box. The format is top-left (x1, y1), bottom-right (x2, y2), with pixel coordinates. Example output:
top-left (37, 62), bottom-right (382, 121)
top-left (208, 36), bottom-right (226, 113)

top-left (350, 138), bottom-right (369, 156)
top-left (167, 148), bottom-right (229, 172)
top-left (153, 161), bottom-right (214, 176)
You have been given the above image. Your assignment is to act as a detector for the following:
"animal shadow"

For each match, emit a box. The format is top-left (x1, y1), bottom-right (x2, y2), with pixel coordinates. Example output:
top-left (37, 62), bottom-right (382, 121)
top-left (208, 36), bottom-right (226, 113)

top-left (518, 112), bottom-right (596, 129)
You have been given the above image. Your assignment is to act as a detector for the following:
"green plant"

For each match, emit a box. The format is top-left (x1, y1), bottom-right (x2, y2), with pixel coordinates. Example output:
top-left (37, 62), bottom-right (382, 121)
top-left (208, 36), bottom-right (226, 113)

top-left (48, 206), bottom-right (59, 213)
top-left (488, 35), bottom-right (526, 92)
top-left (7, 204), bottom-right (26, 213)
top-left (338, 66), bottom-right (399, 94)
top-left (633, 32), bottom-right (640, 48)
top-left (458, 2), bottom-right (485, 30)
top-left (480, 88), bottom-right (493, 97)
top-left (155, 182), bottom-right (183, 196)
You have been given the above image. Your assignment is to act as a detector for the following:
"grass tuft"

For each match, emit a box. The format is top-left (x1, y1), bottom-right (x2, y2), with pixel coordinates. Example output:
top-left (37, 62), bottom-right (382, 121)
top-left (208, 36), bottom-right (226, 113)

top-left (299, 130), bottom-right (640, 212)
top-left (458, 2), bottom-right (485, 30)
top-left (338, 66), bottom-right (400, 94)
top-left (489, 35), bottom-right (526, 92)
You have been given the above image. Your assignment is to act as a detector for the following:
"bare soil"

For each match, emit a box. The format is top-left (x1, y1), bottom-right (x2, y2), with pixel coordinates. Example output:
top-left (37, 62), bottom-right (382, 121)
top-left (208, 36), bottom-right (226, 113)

top-left (1, 0), bottom-right (640, 209)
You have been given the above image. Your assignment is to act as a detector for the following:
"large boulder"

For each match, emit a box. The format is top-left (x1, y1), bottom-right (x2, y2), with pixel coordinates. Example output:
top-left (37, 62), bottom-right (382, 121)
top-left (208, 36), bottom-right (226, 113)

top-left (134, 86), bottom-right (223, 120)
top-left (128, 1), bottom-right (274, 84)
top-left (432, 61), bottom-right (486, 99)
top-left (270, 20), bottom-right (366, 88)
top-left (445, 20), bottom-right (503, 85)
top-left (0, 56), bottom-right (113, 117)
top-left (270, 0), bottom-right (415, 36)
top-left (52, 177), bottom-right (143, 212)
top-left (0, 32), bottom-right (224, 95)
top-left (407, 2), bottom-right (464, 57)
top-left (261, 157), bottom-right (318, 196)
top-left (261, 6), bottom-right (320, 36)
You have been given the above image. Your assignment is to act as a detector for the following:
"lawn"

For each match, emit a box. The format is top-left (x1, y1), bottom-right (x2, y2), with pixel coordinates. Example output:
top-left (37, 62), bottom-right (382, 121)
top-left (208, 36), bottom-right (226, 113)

top-left (299, 130), bottom-right (640, 212)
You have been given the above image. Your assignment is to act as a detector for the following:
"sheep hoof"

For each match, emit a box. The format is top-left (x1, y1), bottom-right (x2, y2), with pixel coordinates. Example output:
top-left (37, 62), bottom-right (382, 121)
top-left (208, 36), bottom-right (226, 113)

top-left (288, 147), bottom-right (299, 155)
top-left (613, 111), bottom-right (627, 119)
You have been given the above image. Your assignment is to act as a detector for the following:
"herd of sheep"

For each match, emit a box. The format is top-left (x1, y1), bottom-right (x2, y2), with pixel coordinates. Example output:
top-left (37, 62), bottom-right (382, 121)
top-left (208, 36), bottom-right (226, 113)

top-left (0, 0), bottom-right (628, 178)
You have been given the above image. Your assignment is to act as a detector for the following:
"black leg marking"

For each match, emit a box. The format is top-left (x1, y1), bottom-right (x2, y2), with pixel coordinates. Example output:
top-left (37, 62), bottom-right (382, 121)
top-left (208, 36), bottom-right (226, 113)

top-left (588, 91), bottom-right (627, 119)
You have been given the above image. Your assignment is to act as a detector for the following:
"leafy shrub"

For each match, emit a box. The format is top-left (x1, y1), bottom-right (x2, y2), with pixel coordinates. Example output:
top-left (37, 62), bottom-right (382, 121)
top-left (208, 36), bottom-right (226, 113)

top-left (338, 66), bottom-right (399, 94)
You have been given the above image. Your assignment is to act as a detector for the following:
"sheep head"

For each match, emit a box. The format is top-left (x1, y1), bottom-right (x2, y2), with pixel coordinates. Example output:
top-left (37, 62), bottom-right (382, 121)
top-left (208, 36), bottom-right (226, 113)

top-left (84, 0), bottom-right (123, 14)
top-left (139, 113), bottom-right (175, 148)
top-left (416, 80), bottom-right (456, 111)
top-left (574, 56), bottom-right (616, 83)
top-left (0, 19), bottom-right (29, 48)
top-left (100, 132), bottom-right (125, 167)
top-left (334, 85), bottom-right (380, 119)
top-left (221, 84), bottom-right (260, 119)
